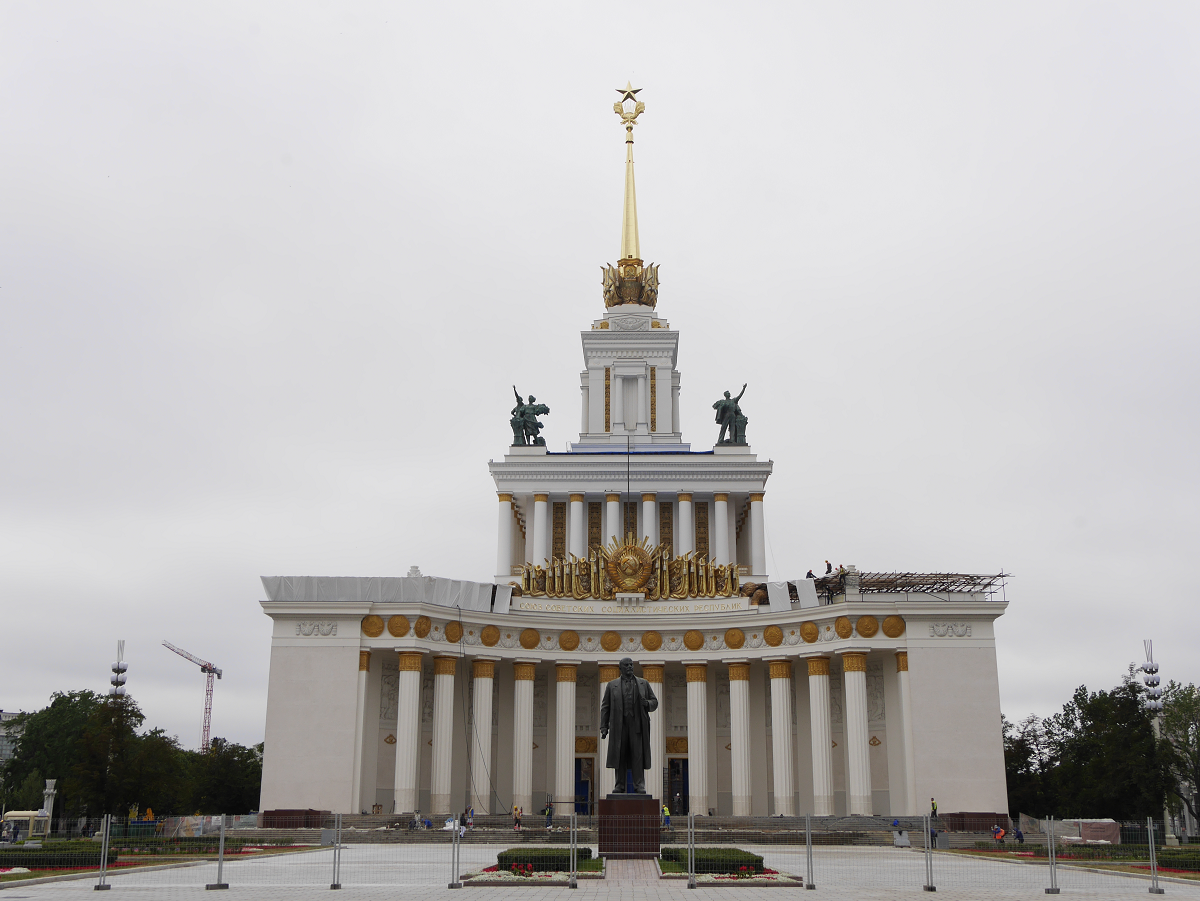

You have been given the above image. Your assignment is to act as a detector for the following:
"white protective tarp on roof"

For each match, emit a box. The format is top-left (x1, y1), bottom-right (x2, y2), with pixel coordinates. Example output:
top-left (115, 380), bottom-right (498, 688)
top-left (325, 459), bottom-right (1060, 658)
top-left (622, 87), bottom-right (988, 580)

top-left (260, 575), bottom-right (496, 611)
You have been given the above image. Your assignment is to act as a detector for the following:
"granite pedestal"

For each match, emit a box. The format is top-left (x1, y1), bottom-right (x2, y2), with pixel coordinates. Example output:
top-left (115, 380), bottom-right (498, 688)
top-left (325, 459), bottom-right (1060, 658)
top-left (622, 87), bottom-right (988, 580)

top-left (597, 794), bottom-right (660, 859)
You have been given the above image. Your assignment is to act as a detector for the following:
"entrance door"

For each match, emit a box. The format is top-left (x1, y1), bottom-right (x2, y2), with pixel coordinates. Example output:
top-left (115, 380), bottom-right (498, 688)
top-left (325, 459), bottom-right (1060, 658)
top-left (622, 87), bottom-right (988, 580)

top-left (574, 757), bottom-right (594, 814)
top-left (667, 758), bottom-right (689, 814)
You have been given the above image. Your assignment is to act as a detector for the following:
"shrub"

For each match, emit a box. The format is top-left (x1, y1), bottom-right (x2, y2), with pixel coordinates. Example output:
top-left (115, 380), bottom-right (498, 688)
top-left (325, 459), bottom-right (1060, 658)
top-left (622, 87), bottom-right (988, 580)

top-left (660, 847), bottom-right (764, 874)
top-left (0, 849), bottom-right (117, 869)
top-left (495, 847), bottom-right (593, 872)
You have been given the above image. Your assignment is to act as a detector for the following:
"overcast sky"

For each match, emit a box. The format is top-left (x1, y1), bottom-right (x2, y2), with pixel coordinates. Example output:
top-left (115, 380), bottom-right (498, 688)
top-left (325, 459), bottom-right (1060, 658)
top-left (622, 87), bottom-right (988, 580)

top-left (3, 2), bottom-right (1197, 751)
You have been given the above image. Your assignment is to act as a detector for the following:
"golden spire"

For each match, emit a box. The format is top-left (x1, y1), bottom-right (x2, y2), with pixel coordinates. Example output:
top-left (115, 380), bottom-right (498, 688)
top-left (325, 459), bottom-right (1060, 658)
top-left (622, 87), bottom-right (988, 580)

top-left (614, 82), bottom-right (644, 261)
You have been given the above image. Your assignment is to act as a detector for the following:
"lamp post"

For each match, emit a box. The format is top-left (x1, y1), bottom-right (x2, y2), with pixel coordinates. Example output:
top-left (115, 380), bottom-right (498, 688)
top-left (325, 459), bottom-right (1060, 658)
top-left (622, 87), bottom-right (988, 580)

top-left (1141, 640), bottom-right (1178, 846)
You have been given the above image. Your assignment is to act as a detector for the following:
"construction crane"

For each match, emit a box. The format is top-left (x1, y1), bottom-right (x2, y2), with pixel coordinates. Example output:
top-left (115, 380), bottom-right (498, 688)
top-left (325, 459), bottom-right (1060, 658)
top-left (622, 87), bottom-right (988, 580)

top-left (162, 641), bottom-right (222, 753)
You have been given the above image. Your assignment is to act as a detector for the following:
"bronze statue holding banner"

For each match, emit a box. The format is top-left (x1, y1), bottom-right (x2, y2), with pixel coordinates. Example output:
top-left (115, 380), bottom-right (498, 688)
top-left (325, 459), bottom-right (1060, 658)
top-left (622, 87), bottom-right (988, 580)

top-left (510, 386), bottom-right (550, 446)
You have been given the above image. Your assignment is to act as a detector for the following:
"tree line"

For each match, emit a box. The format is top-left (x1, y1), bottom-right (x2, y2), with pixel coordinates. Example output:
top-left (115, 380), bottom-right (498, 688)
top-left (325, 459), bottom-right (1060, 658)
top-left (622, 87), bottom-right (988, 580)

top-left (1004, 666), bottom-right (1200, 823)
top-left (1, 690), bottom-right (262, 817)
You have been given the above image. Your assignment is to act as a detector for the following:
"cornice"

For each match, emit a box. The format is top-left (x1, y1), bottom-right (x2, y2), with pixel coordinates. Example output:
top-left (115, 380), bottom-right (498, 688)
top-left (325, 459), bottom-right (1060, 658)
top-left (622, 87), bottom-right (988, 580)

top-left (489, 460), bottom-right (774, 483)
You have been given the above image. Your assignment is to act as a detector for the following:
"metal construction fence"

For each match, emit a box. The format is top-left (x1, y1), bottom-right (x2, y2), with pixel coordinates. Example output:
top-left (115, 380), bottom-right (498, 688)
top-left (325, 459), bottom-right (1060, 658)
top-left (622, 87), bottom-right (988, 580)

top-left (1, 812), bottom-right (1197, 893)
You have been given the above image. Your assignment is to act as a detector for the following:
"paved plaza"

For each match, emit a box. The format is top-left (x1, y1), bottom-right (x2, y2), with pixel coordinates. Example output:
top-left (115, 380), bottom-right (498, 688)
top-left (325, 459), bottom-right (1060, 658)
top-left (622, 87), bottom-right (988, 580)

top-left (2, 845), bottom-right (1196, 900)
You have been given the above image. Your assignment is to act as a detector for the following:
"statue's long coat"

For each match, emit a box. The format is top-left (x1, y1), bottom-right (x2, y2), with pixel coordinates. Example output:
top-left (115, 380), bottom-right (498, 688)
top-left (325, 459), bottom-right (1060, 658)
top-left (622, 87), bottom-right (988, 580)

top-left (600, 676), bottom-right (659, 769)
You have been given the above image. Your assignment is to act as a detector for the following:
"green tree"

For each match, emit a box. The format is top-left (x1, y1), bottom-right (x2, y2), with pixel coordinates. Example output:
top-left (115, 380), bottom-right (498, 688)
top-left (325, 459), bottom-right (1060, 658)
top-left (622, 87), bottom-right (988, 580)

top-left (70, 694), bottom-right (145, 815)
top-left (1161, 682), bottom-right (1200, 823)
top-left (193, 738), bottom-right (263, 814)
top-left (1003, 713), bottom-right (1048, 816)
top-left (1, 690), bottom-right (104, 815)
top-left (128, 729), bottom-right (194, 815)
top-left (1041, 668), bottom-right (1167, 819)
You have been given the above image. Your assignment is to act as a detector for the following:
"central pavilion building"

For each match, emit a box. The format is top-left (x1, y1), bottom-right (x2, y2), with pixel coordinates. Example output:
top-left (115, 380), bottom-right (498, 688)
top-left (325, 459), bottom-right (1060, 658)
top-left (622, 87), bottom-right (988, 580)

top-left (257, 88), bottom-right (1010, 821)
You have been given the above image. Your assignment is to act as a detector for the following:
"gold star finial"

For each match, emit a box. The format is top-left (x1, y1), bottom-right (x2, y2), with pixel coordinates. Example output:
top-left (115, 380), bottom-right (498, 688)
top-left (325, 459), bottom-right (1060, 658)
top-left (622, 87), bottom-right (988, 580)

top-left (613, 81), bottom-right (645, 130)
top-left (616, 81), bottom-right (641, 103)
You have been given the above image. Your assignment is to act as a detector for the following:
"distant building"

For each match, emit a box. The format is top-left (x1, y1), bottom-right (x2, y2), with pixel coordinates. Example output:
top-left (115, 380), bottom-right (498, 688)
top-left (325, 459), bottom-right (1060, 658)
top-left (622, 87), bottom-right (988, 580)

top-left (0, 710), bottom-right (21, 765)
top-left (256, 90), bottom-right (1010, 821)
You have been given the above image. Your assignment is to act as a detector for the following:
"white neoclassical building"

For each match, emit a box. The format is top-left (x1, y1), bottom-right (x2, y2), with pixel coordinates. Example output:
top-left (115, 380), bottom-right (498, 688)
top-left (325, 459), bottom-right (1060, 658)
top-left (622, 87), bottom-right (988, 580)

top-left (257, 90), bottom-right (1009, 820)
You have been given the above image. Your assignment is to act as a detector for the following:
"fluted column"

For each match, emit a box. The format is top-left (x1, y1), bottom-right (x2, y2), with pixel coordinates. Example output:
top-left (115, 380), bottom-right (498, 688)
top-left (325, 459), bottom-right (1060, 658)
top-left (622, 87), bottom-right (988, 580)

top-left (641, 493), bottom-right (656, 544)
top-left (532, 494), bottom-right (549, 564)
top-left (470, 659), bottom-right (496, 813)
top-left (428, 656), bottom-right (456, 814)
top-left (394, 651), bottom-right (424, 814)
top-left (897, 652), bottom-right (917, 815)
top-left (606, 494), bottom-right (620, 545)
top-left (555, 664), bottom-right (578, 816)
top-left (768, 659), bottom-right (795, 816)
top-left (642, 663), bottom-right (665, 800)
top-left (612, 375), bottom-right (625, 431)
top-left (677, 493), bottom-right (694, 555)
top-left (569, 495), bottom-right (585, 558)
top-left (636, 374), bottom-right (647, 430)
top-left (841, 652), bottom-right (872, 815)
top-left (597, 663), bottom-right (619, 797)
top-left (496, 494), bottom-right (513, 576)
top-left (712, 493), bottom-right (729, 564)
top-left (749, 492), bottom-right (766, 576)
top-left (351, 650), bottom-right (370, 812)
top-left (807, 656), bottom-right (834, 816)
top-left (685, 663), bottom-right (708, 815)
top-left (728, 662), bottom-right (752, 815)
top-left (512, 662), bottom-right (536, 814)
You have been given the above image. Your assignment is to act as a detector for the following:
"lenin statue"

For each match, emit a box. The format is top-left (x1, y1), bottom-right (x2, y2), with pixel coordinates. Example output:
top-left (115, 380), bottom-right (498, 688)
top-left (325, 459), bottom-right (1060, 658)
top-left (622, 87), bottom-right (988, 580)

top-left (599, 657), bottom-right (659, 794)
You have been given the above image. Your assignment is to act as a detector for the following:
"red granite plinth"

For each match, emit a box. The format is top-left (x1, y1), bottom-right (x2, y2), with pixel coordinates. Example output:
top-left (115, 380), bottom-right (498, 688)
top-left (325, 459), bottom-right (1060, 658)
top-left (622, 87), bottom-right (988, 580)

top-left (598, 796), bottom-right (660, 859)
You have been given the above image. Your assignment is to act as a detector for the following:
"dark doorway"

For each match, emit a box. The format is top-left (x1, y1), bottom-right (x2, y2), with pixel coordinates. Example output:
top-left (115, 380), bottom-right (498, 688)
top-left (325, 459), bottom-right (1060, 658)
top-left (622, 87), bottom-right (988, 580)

top-left (574, 757), bottom-right (594, 814)
top-left (667, 758), bottom-right (689, 814)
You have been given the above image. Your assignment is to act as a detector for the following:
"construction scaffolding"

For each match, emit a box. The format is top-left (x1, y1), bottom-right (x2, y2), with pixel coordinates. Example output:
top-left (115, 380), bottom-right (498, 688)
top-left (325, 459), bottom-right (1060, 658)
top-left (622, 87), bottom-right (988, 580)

top-left (812, 571), bottom-right (1007, 600)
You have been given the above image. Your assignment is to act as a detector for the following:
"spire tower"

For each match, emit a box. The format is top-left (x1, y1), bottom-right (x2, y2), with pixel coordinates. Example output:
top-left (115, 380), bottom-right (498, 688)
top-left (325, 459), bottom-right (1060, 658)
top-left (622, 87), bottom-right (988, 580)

top-left (602, 82), bottom-right (659, 309)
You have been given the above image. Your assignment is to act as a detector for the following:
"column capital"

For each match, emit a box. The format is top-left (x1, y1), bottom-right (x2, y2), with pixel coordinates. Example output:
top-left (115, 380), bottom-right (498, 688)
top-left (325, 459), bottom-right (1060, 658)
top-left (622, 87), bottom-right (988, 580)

top-left (514, 662), bottom-right (536, 681)
top-left (598, 663), bottom-right (620, 682)
top-left (749, 492), bottom-right (764, 503)
top-left (686, 663), bottom-right (708, 683)
top-left (641, 492), bottom-right (656, 502)
top-left (359, 649), bottom-right (372, 672)
top-left (398, 651), bottom-right (424, 671)
top-left (569, 493), bottom-right (585, 503)
top-left (895, 651), bottom-right (909, 672)
top-left (555, 663), bottom-right (578, 682)
top-left (767, 660), bottom-right (792, 679)
top-left (472, 659), bottom-right (496, 679)
top-left (727, 662), bottom-right (750, 681)
top-left (678, 492), bottom-right (693, 502)
top-left (713, 492), bottom-right (729, 502)
top-left (433, 656), bottom-right (457, 676)
top-left (605, 493), bottom-right (620, 502)
top-left (497, 493), bottom-right (513, 502)
top-left (533, 493), bottom-right (549, 503)
top-left (641, 663), bottom-right (664, 683)
top-left (840, 651), bottom-right (868, 672)
top-left (807, 656), bottom-right (831, 677)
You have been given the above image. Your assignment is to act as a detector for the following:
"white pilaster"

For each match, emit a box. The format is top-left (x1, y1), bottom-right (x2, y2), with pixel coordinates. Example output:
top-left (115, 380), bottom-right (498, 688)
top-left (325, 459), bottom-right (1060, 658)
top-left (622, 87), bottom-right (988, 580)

top-left (807, 656), bottom-right (834, 816)
top-left (768, 659), bottom-right (795, 816)
top-left (597, 663), bottom-right (619, 797)
top-left (394, 651), bottom-right (423, 814)
top-left (351, 650), bottom-right (370, 812)
top-left (555, 663), bottom-right (578, 816)
top-left (643, 663), bottom-right (665, 800)
top-left (678, 493), bottom-right (694, 555)
top-left (685, 663), bottom-right (708, 815)
top-left (712, 494), bottom-right (730, 564)
top-left (897, 651), bottom-right (918, 815)
top-left (605, 494), bottom-right (620, 545)
top-left (641, 493), bottom-right (656, 544)
top-left (728, 662), bottom-right (752, 816)
top-left (841, 652), bottom-right (873, 815)
top-left (612, 375), bottom-right (624, 431)
top-left (496, 494), bottom-right (513, 577)
top-left (569, 495), bottom-right (585, 558)
top-left (671, 380), bottom-right (681, 435)
top-left (429, 656), bottom-right (456, 813)
top-left (532, 494), bottom-right (549, 564)
top-left (636, 374), bottom-right (647, 431)
top-left (749, 492), bottom-right (766, 576)
top-left (580, 384), bottom-right (589, 434)
top-left (470, 659), bottom-right (496, 814)
top-left (512, 661), bottom-right (535, 815)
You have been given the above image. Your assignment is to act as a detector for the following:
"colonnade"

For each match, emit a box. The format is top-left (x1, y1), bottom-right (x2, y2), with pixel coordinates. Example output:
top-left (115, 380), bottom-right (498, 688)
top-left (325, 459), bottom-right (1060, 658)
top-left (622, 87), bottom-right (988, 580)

top-left (352, 648), bottom-right (915, 818)
top-left (496, 492), bottom-right (768, 575)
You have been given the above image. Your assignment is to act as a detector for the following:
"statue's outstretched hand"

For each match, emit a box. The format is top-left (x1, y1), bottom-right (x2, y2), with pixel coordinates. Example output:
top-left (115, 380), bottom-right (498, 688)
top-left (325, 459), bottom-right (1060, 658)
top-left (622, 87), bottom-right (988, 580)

top-left (600, 728), bottom-right (608, 739)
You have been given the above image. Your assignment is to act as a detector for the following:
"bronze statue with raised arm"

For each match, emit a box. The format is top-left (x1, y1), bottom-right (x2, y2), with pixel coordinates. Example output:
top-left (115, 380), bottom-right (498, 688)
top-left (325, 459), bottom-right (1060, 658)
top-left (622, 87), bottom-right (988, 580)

top-left (713, 383), bottom-right (748, 445)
